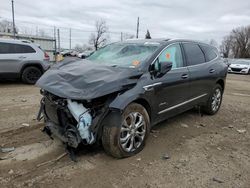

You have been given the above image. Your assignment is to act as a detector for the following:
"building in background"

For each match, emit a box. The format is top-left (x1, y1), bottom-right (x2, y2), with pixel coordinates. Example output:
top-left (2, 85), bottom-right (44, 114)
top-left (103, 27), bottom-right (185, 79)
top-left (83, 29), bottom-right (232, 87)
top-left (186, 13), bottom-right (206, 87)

top-left (0, 32), bottom-right (56, 61)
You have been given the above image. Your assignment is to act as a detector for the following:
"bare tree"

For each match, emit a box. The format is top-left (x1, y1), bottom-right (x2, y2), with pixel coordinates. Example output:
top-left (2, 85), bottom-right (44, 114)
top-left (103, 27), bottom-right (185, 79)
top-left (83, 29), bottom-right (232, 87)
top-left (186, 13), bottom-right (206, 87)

top-left (220, 25), bottom-right (250, 58)
top-left (89, 20), bottom-right (109, 50)
top-left (231, 26), bottom-right (250, 58)
top-left (220, 36), bottom-right (233, 58)
top-left (0, 19), bottom-right (18, 34)
top-left (145, 29), bottom-right (152, 39)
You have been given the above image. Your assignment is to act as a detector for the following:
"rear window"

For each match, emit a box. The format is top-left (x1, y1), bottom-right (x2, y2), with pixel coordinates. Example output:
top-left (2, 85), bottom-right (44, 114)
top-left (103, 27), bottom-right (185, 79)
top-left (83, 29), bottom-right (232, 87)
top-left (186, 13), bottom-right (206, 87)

top-left (183, 43), bottom-right (205, 66)
top-left (200, 45), bottom-right (217, 62)
top-left (0, 42), bottom-right (36, 54)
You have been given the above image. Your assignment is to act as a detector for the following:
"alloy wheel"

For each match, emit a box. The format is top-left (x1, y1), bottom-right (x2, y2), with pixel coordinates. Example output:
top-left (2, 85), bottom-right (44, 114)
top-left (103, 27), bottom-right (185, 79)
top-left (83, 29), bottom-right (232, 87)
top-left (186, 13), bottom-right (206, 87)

top-left (120, 112), bottom-right (146, 153)
top-left (211, 88), bottom-right (222, 112)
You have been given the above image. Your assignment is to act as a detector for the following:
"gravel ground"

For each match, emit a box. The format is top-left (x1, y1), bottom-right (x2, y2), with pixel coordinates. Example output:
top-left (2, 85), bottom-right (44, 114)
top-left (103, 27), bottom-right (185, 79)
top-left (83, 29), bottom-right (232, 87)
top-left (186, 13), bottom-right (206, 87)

top-left (0, 74), bottom-right (250, 188)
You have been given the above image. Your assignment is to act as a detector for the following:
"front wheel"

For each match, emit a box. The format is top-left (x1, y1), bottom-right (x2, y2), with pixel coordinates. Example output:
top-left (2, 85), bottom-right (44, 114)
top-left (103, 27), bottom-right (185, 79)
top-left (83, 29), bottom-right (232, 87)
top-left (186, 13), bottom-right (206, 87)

top-left (102, 103), bottom-right (150, 158)
top-left (21, 66), bottom-right (42, 84)
top-left (202, 84), bottom-right (223, 115)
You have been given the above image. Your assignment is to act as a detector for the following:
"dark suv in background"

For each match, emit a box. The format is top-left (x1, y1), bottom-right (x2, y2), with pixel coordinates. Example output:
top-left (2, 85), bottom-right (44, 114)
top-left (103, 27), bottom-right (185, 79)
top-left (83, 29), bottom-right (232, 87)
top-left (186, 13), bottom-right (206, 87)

top-left (37, 39), bottom-right (228, 158)
top-left (0, 39), bottom-right (50, 84)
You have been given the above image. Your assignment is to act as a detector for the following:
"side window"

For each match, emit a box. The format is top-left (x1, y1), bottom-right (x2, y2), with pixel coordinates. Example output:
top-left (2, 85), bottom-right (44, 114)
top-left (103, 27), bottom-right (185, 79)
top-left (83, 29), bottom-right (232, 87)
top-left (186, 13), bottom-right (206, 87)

top-left (0, 42), bottom-right (35, 54)
top-left (157, 44), bottom-right (184, 69)
top-left (183, 43), bottom-right (205, 66)
top-left (200, 45), bottom-right (217, 62)
top-left (14, 44), bottom-right (36, 53)
top-left (0, 42), bottom-right (12, 54)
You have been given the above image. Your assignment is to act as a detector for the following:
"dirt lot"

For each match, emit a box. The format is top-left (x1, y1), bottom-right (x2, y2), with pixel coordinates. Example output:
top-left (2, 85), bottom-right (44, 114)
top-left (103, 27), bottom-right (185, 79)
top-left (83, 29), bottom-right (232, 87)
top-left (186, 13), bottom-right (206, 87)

top-left (0, 74), bottom-right (250, 188)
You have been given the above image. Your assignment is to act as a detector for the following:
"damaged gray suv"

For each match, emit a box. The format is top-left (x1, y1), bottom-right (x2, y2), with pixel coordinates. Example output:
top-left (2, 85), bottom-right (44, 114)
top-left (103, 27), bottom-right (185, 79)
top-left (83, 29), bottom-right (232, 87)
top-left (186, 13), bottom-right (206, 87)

top-left (37, 39), bottom-right (227, 158)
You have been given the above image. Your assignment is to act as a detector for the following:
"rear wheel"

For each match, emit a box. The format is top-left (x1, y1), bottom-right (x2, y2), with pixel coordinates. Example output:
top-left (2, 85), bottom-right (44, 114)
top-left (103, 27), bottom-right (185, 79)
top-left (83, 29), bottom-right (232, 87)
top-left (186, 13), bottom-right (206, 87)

top-left (202, 84), bottom-right (223, 115)
top-left (21, 66), bottom-right (42, 84)
top-left (102, 103), bottom-right (150, 158)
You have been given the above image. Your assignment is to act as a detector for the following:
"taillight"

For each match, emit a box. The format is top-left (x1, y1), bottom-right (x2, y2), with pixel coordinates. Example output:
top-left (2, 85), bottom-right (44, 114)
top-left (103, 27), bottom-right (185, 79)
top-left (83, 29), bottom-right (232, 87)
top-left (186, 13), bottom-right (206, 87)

top-left (44, 52), bottom-right (50, 61)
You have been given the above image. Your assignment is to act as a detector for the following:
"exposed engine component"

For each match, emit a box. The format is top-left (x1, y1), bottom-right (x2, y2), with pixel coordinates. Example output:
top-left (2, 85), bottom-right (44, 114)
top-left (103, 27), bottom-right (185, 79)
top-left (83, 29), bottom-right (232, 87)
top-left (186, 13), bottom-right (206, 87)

top-left (67, 99), bottom-right (94, 144)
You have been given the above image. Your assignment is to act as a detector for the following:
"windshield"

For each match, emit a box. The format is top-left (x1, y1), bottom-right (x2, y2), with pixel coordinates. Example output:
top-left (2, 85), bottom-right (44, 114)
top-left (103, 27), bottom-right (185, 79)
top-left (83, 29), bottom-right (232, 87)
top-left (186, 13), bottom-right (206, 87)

top-left (87, 42), bottom-right (160, 67)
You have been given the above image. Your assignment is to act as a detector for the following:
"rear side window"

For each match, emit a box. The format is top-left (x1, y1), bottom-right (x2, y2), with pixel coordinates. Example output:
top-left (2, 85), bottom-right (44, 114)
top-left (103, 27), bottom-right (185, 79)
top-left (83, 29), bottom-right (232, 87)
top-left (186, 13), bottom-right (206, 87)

top-left (0, 42), bottom-right (36, 54)
top-left (200, 45), bottom-right (217, 61)
top-left (183, 43), bottom-right (205, 66)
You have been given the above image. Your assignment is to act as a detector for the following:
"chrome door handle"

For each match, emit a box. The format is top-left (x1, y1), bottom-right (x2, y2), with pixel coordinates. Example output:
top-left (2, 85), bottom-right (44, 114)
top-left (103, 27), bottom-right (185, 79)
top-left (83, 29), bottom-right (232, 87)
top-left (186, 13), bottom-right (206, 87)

top-left (209, 69), bottom-right (215, 73)
top-left (181, 74), bottom-right (188, 79)
top-left (143, 82), bottom-right (162, 91)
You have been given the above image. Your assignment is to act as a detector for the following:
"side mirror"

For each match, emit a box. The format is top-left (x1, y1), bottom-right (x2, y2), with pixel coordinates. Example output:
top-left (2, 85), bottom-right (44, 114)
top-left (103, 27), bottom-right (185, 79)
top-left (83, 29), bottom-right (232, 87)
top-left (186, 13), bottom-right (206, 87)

top-left (153, 60), bottom-right (172, 78)
top-left (159, 61), bottom-right (173, 75)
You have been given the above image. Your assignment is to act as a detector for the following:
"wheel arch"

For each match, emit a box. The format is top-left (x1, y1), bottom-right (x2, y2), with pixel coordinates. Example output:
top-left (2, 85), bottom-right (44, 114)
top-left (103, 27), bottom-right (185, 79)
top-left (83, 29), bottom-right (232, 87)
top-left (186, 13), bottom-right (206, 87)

top-left (20, 63), bottom-right (44, 77)
top-left (216, 79), bottom-right (225, 92)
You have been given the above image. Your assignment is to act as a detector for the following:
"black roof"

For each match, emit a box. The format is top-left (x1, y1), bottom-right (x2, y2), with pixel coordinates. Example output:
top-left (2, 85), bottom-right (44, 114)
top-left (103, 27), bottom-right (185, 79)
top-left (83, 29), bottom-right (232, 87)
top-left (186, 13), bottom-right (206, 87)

top-left (121, 38), bottom-right (217, 49)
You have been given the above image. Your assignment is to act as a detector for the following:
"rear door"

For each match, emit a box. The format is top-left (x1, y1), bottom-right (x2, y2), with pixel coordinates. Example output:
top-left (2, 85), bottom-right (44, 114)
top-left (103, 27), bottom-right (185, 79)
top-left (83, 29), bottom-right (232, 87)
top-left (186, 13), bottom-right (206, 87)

top-left (182, 42), bottom-right (218, 100)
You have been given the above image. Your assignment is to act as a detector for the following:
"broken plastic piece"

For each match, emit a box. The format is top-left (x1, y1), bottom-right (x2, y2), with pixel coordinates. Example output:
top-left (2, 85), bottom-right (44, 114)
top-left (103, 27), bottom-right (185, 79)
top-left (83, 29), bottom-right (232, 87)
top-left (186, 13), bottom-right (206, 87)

top-left (67, 99), bottom-right (94, 144)
top-left (0, 147), bottom-right (15, 153)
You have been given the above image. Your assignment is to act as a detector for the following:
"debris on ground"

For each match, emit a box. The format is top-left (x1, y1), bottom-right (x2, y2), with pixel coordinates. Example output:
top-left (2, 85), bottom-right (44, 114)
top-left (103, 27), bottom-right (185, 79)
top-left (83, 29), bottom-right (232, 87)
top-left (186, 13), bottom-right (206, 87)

top-left (8, 169), bottom-right (14, 175)
top-left (199, 123), bottom-right (206, 127)
top-left (21, 123), bottom-right (30, 127)
top-left (237, 129), bottom-right (246, 134)
top-left (0, 147), bottom-right (15, 153)
top-left (162, 153), bottom-right (170, 160)
top-left (228, 125), bottom-right (234, 128)
top-left (0, 156), bottom-right (11, 160)
top-left (180, 123), bottom-right (189, 128)
top-left (150, 129), bottom-right (160, 133)
top-left (36, 152), bottom-right (67, 167)
top-left (21, 99), bottom-right (27, 102)
top-left (212, 177), bottom-right (224, 183)
top-left (136, 157), bottom-right (141, 161)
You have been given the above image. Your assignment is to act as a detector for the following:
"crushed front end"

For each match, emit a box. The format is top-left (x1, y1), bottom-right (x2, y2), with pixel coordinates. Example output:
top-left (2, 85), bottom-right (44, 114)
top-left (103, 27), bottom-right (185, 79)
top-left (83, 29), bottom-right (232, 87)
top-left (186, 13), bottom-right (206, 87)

top-left (37, 90), bottom-right (110, 149)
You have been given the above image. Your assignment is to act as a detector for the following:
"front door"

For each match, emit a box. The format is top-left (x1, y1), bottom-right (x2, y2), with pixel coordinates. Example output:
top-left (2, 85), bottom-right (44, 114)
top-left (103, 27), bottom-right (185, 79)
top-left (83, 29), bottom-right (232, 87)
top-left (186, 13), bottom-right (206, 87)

top-left (151, 43), bottom-right (190, 122)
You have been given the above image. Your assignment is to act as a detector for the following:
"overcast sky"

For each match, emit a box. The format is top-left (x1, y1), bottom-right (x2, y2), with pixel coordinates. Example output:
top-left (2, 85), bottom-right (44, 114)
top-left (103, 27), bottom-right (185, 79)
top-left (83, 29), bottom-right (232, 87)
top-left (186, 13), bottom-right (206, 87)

top-left (1, 0), bottom-right (250, 48)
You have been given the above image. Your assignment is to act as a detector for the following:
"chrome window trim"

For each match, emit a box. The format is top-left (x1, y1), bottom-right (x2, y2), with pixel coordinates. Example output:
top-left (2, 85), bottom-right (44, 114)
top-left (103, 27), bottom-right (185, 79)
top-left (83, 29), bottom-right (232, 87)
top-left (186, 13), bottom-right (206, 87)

top-left (158, 93), bottom-right (207, 114)
top-left (150, 41), bottom-right (219, 71)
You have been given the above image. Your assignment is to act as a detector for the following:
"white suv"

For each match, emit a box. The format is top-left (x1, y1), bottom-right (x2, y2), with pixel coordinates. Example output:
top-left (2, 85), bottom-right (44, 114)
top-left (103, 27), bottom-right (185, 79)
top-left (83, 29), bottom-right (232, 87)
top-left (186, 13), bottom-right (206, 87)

top-left (0, 39), bottom-right (50, 84)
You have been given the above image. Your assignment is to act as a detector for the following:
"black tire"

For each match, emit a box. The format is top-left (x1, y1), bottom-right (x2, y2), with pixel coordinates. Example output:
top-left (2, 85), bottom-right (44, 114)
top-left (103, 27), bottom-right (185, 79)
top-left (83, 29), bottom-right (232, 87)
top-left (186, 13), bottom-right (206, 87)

top-left (202, 84), bottom-right (223, 115)
top-left (21, 66), bottom-right (42, 84)
top-left (102, 103), bottom-right (150, 158)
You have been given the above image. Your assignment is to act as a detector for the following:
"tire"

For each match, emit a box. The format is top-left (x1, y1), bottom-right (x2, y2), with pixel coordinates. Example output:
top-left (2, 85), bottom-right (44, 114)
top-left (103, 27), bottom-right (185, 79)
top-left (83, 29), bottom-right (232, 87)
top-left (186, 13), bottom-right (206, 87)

top-left (202, 84), bottom-right (223, 115)
top-left (21, 66), bottom-right (42, 84)
top-left (102, 103), bottom-right (150, 158)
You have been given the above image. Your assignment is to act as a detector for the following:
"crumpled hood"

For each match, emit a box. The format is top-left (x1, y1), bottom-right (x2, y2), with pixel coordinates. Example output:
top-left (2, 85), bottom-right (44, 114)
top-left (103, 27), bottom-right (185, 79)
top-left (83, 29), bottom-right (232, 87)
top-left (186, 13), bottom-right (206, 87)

top-left (36, 59), bottom-right (143, 100)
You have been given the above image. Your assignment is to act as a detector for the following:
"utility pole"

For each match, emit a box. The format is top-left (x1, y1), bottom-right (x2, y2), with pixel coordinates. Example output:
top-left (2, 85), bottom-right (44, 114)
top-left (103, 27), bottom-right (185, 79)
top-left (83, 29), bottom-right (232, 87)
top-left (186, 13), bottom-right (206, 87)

top-left (54, 27), bottom-right (57, 62)
top-left (120, 32), bottom-right (123, 41)
top-left (69, 28), bottom-right (71, 50)
top-left (11, 0), bottom-right (16, 38)
top-left (57, 28), bottom-right (60, 52)
top-left (136, 17), bottom-right (139, 39)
